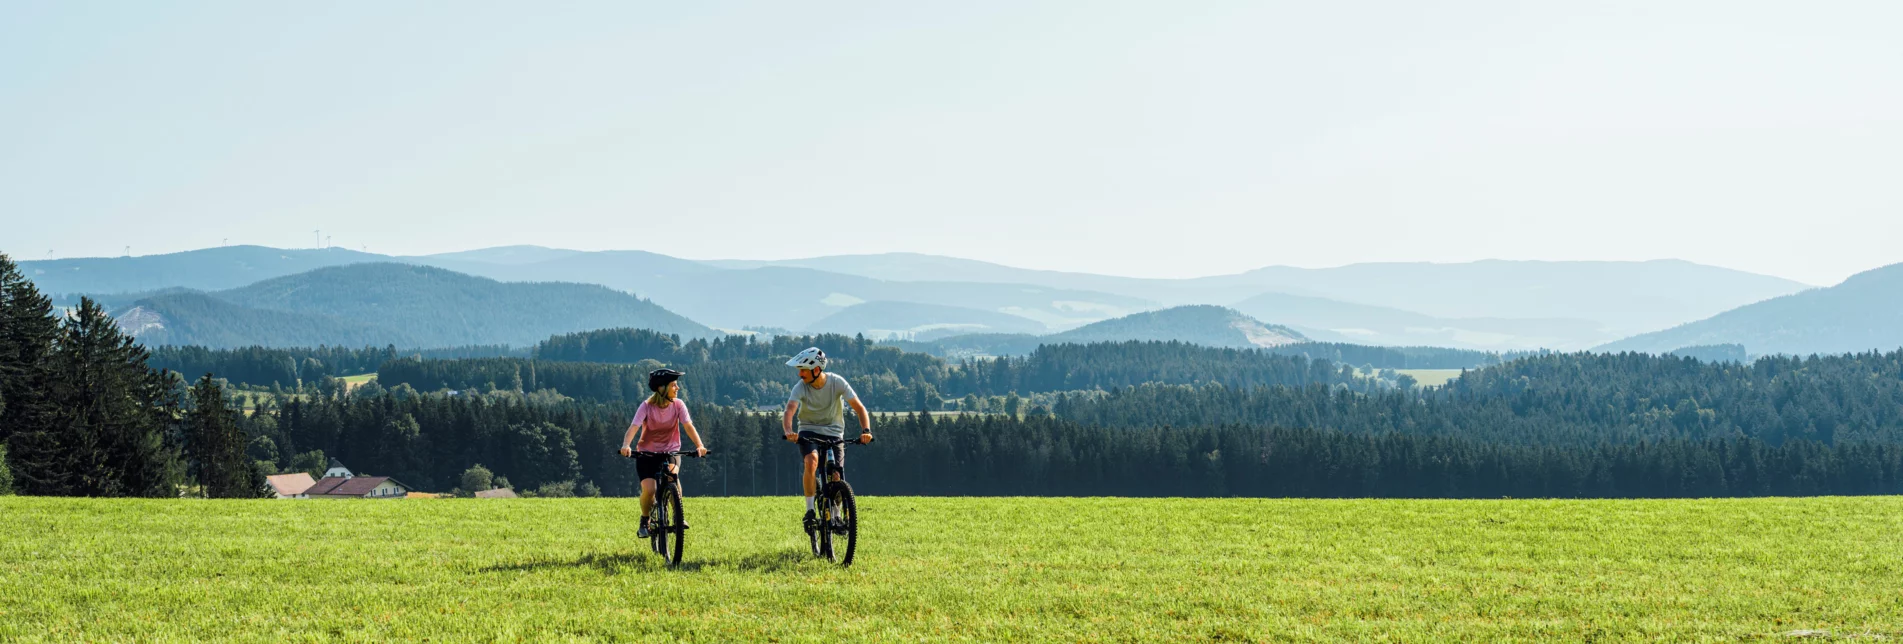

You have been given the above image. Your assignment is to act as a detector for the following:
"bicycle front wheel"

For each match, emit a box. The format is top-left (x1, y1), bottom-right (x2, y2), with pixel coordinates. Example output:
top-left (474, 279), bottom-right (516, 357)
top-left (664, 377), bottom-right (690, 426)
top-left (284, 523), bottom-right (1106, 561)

top-left (823, 480), bottom-right (858, 566)
top-left (660, 483), bottom-right (685, 566)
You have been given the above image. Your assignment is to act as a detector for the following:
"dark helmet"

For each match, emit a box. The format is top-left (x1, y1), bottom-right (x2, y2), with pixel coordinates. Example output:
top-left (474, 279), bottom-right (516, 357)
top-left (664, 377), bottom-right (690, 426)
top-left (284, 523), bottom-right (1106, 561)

top-left (648, 368), bottom-right (685, 392)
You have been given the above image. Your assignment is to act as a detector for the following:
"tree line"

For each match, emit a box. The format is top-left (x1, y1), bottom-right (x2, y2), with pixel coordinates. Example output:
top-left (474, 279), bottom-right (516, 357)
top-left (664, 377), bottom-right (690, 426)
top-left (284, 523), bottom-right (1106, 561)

top-left (378, 339), bottom-right (1380, 409)
top-left (235, 385), bottom-right (1903, 499)
top-left (0, 255), bottom-right (263, 497)
top-left (145, 344), bottom-right (522, 389)
top-left (1053, 349), bottom-right (1903, 448)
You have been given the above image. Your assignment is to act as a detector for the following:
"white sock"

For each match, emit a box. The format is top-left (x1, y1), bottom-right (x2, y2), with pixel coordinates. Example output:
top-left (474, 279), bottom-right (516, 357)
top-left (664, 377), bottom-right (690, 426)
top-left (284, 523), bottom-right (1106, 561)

top-left (805, 496), bottom-right (815, 511)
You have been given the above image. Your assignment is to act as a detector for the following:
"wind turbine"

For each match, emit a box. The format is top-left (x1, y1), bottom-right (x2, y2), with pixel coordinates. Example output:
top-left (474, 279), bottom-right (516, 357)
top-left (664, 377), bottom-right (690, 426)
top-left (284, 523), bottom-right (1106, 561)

top-left (314, 230), bottom-right (321, 249)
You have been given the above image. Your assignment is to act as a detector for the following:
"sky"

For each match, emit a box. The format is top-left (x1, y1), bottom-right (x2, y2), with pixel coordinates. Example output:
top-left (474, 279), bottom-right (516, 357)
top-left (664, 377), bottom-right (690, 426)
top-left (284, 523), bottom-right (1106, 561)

top-left (2, 1), bottom-right (1899, 285)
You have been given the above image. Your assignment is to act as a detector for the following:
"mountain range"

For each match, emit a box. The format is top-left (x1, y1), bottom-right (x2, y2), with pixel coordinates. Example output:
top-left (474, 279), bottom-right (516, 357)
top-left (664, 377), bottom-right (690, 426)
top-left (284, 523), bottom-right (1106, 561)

top-left (1596, 263), bottom-right (1903, 357)
top-left (19, 245), bottom-right (1820, 351)
top-left (111, 263), bottom-right (713, 349)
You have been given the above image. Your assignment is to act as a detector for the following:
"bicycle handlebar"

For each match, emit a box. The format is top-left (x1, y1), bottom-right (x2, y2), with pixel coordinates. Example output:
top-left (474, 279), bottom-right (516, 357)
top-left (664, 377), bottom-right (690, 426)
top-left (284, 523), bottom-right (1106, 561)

top-left (622, 450), bottom-right (711, 458)
top-left (799, 435), bottom-right (873, 447)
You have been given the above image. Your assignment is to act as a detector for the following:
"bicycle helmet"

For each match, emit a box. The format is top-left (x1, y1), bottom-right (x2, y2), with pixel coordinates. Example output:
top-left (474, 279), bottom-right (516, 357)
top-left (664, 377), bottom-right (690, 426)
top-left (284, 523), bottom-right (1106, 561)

top-left (647, 368), bottom-right (685, 392)
top-left (786, 347), bottom-right (827, 370)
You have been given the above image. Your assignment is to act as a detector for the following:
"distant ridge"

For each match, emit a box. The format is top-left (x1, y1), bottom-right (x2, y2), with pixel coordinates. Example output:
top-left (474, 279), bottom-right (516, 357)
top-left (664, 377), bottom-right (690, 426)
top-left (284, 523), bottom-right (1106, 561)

top-left (1596, 263), bottom-right (1903, 356)
top-left (804, 301), bottom-right (1046, 341)
top-left (114, 263), bottom-right (715, 348)
top-left (28, 245), bottom-right (1814, 351)
top-left (1045, 305), bottom-right (1307, 349)
top-left (902, 305), bottom-right (1308, 356)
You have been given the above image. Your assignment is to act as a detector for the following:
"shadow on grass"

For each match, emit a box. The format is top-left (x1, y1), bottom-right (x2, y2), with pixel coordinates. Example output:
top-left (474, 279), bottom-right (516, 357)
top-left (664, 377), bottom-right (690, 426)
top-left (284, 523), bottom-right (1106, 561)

top-left (477, 547), bottom-right (814, 576)
top-left (479, 551), bottom-right (704, 575)
top-left (724, 548), bottom-right (810, 573)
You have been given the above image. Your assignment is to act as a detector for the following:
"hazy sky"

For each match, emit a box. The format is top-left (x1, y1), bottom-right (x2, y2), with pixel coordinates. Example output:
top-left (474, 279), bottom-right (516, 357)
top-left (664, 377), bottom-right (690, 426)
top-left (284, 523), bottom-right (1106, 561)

top-left (3, 1), bottom-right (1899, 285)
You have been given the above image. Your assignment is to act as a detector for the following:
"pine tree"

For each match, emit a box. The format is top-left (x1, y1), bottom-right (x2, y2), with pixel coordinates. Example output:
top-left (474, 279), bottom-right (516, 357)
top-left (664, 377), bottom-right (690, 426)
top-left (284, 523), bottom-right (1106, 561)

top-left (40, 298), bottom-right (184, 497)
top-left (1, 254), bottom-right (69, 494)
top-left (185, 375), bottom-right (260, 498)
top-left (0, 441), bottom-right (13, 495)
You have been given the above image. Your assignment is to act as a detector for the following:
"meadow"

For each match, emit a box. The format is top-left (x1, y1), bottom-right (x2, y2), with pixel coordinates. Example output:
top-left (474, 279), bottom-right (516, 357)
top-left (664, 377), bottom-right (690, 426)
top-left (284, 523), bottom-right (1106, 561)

top-left (2, 496), bottom-right (1900, 642)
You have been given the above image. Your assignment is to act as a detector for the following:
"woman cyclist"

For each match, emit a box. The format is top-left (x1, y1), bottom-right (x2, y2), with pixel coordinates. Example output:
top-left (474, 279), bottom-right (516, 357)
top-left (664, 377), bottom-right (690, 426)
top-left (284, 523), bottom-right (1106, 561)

top-left (620, 368), bottom-right (709, 538)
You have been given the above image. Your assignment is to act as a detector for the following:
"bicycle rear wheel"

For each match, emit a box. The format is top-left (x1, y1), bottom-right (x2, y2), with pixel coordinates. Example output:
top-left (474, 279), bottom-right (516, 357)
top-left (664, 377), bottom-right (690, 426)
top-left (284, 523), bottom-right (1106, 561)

top-left (823, 480), bottom-right (858, 566)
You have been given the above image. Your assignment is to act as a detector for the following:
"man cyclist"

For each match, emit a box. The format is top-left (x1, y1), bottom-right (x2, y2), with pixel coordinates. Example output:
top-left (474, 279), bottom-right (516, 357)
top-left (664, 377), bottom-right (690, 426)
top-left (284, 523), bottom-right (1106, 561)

top-left (782, 347), bottom-right (873, 532)
top-left (619, 368), bottom-right (708, 539)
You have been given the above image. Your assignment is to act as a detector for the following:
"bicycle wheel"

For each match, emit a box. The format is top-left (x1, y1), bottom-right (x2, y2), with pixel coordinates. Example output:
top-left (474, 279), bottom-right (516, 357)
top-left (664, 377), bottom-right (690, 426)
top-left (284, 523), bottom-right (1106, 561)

top-left (651, 487), bottom-right (672, 560)
top-left (661, 482), bottom-right (685, 566)
top-left (817, 501), bottom-right (834, 560)
top-left (823, 480), bottom-right (858, 566)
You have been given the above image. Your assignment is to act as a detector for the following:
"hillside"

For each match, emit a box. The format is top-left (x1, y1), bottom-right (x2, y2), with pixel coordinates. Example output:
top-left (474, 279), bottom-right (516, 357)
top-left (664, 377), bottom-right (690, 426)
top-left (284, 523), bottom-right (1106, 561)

top-left (1232, 292), bottom-right (1609, 350)
top-left (454, 259), bottom-right (1153, 332)
top-left (20, 246), bottom-right (383, 296)
top-left (1596, 263), bottom-right (1903, 356)
top-left (702, 253), bottom-right (1809, 339)
top-left (116, 263), bottom-right (715, 348)
top-left (32, 246), bottom-right (1812, 349)
top-left (1042, 305), bottom-right (1305, 349)
top-left (895, 307), bottom-right (1308, 357)
top-left (804, 302), bottom-right (1046, 340)
top-left (117, 292), bottom-right (416, 349)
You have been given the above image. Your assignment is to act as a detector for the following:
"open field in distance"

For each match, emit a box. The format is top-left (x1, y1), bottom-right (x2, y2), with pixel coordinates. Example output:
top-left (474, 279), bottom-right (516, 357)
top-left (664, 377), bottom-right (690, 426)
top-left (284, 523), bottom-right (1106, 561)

top-left (3, 496), bottom-right (1900, 641)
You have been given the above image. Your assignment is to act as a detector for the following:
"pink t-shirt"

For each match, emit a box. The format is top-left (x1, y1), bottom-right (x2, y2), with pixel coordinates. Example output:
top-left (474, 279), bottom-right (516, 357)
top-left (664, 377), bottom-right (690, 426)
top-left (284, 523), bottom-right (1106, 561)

top-left (631, 400), bottom-right (692, 452)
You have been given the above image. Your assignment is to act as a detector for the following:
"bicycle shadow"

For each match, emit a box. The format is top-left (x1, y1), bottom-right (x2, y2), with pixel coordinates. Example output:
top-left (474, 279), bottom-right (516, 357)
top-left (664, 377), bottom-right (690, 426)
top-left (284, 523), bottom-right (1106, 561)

top-left (476, 547), bottom-right (813, 576)
top-left (722, 548), bottom-right (810, 573)
top-left (479, 550), bottom-right (706, 575)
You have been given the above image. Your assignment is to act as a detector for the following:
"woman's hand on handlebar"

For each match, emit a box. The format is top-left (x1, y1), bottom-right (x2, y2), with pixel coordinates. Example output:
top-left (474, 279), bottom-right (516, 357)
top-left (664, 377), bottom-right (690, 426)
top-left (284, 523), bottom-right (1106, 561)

top-left (619, 445), bottom-right (633, 458)
top-left (695, 446), bottom-right (709, 458)
top-left (857, 433), bottom-right (874, 444)
top-left (784, 432), bottom-right (799, 443)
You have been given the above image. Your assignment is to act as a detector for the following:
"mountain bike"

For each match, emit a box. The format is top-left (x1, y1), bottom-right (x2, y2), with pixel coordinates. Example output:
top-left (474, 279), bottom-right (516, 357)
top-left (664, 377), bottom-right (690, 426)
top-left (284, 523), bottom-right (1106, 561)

top-left (627, 450), bottom-right (706, 566)
top-left (801, 435), bottom-right (869, 566)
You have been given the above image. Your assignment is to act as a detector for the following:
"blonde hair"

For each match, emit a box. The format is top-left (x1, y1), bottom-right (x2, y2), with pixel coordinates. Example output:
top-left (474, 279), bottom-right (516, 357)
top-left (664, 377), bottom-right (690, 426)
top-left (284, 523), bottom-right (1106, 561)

top-left (648, 383), bottom-right (675, 407)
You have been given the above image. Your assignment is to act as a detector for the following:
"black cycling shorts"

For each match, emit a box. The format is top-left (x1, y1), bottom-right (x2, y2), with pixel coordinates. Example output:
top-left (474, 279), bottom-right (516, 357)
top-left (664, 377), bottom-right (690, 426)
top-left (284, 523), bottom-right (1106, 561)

top-left (797, 430), bottom-right (845, 470)
top-left (634, 453), bottom-right (680, 482)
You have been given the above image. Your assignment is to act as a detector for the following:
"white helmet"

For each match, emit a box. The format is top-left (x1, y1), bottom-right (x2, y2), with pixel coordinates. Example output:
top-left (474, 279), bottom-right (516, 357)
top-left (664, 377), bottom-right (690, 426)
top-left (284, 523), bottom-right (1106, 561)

top-left (786, 347), bottom-right (827, 369)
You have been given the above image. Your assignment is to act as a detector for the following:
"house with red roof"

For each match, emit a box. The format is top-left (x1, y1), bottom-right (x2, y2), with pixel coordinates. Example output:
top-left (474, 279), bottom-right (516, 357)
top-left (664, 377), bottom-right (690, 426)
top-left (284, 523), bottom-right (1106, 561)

top-left (302, 459), bottom-right (413, 499)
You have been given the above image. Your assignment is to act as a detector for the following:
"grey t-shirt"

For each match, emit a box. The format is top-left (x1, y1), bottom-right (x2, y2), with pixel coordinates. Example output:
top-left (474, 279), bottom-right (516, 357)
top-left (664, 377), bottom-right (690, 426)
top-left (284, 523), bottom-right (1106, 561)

top-left (788, 374), bottom-right (861, 437)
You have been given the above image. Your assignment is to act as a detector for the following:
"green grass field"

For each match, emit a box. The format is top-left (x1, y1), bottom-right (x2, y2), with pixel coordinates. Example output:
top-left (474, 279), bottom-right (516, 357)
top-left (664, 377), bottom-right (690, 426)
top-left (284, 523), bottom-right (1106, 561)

top-left (3, 496), bottom-right (1900, 642)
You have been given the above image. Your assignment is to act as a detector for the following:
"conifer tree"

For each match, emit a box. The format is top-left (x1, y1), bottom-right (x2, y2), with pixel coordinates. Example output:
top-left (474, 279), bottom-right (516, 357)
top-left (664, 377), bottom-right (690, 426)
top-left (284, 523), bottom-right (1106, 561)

top-left (1, 254), bottom-right (68, 494)
top-left (41, 298), bottom-right (183, 497)
top-left (0, 441), bottom-right (13, 495)
top-left (184, 375), bottom-right (261, 497)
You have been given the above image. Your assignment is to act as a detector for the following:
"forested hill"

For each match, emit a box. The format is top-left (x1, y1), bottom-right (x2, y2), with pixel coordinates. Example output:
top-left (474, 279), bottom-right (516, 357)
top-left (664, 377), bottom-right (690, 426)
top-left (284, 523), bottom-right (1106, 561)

top-left (1057, 350), bottom-right (1903, 448)
top-left (1596, 263), bottom-right (1903, 357)
top-left (894, 305), bottom-right (1312, 357)
top-left (378, 336), bottom-right (1380, 409)
top-left (115, 263), bottom-right (715, 349)
top-left (19, 246), bottom-right (383, 297)
top-left (127, 292), bottom-right (418, 348)
top-left (1042, 305), bottom-right (1306, 348)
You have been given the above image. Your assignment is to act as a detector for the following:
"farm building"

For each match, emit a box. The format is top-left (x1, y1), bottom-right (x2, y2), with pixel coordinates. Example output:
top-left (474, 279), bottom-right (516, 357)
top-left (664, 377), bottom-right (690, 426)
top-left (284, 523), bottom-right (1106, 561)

top-left (474, 488), bottom-right (518, 499)
top-left (301, 459), bottom-right (413, 499)
top-left (306, 475), bottom-right (412, 499)
top-left (264, 473), bottom-right (316, 499)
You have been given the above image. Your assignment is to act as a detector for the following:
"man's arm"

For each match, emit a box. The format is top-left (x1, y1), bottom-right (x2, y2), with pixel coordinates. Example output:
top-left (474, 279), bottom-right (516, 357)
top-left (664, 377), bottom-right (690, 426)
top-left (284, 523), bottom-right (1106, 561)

top-left (782, 400), bottom-right (799, 441)
top-left (847, 397), bottom-right (874, 443)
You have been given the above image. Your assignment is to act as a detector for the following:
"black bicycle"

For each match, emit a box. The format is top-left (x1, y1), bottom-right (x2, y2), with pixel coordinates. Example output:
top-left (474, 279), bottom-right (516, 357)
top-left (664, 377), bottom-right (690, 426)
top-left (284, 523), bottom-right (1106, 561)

top-left (627, 450), bottom-right (706, 566)
top-left (801, 435), bottom-right (869, 566)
